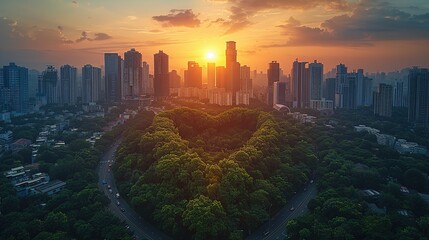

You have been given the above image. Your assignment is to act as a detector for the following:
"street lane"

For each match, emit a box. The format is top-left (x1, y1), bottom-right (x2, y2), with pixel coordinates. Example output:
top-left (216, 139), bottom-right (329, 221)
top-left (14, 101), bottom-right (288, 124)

top-left (97, 138), bottom-right (172, 240)
top-left (246, 183), bottom-right (317, 240)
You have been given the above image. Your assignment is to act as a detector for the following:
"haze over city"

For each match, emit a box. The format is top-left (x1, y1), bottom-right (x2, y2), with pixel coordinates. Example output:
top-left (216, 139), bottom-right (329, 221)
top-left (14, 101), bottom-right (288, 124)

top-left (1, 0), bottom-right (429, 72)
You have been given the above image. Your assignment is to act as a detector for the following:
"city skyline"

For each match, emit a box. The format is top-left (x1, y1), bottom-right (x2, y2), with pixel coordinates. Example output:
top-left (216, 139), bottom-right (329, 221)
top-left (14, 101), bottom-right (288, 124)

top-left (0, 0), bottom-right (429, 72)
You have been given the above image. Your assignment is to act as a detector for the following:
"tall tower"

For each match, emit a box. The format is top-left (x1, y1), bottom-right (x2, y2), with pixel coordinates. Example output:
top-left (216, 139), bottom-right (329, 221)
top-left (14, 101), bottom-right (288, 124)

top-left (207, 62), bottom-right (216, 89)
top-left (309, 60), bottom-right (323, 101)
top-left (154, 50), bottom-right (169, 98)
top-left (373, 83), bottom-right (393, 117)
top-left (82, 64), bottom-right (101, 103)
top-left (408, 68), bottom-right (429, 128)
top-left (291, 60), bottom-right (309, 108)
top-left (2, 63), bottom-right (28, 112)
top-left (60, 64), bottom-right (77, 105)
top-left (226, 41), bottom-right (240, 105)
top-left (104, 53), bottom-right (122, 103)
top-left (267, 61), bottom-right (280, 106)
top-left (142, 61), bottom-right (151, 95)
top-left (184, 61), bottom-right (202, 88)
top-left (41, 66), bottom-right (59, 105)
top-left (123, 49), bottom-right (142, 99)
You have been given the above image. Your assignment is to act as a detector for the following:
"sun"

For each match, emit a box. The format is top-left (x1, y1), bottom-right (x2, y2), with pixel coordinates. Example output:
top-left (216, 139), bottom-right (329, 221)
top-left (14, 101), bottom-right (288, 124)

top-left (206, 52), bottom-right (216, 61)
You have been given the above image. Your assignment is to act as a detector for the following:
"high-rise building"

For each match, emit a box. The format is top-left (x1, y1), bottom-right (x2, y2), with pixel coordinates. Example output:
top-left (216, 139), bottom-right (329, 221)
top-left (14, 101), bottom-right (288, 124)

top-left (324, 78), bottom-right (336, 104)
top-left (309, 60), bottom-right (323, 101)
top-left (336, 63), bottom-right (348, 108)
top-left (374, 83), bottom-right (393, 117)
top-left (154, 50), bottom-right (169, 98)
top-left (225, 41), bottom-right (241, 105)
top-left (123, 48), bottom-right (142, 99)
top-left (82, 64), bottom-right (101, 103)
top-left (216, 66), bottom-right (226, 88)
top-left (240, 65), bottom-right (252, 96)
top-left (267, 61), bottom-right (280, 106)
top-left (40, 66), bottom-right (58, 105)
top-left (408, 68), bottom-right (429, 128)
top-left (28, 70), bottom-right (39, 100)
top-left (184, 61), bottom-right (202, 88)
top-left (273, 82), bottom-right (287, 105)
top-left (394, 81), bottom-right (407, 107)
top-left (60, 65), bottom-right (77, 105)
top-left (2, 63), bottom-right (28, 113)
top-left (142, 61), bottom-right (151, 95)
top-left (169, 70), bottom-right (181, 88)
top-left (104, 53), bottom-right (122, 103)
top-left (291, 60), bottom-right (309, 108)
top-left (207, 63), bottom-right (216, 89)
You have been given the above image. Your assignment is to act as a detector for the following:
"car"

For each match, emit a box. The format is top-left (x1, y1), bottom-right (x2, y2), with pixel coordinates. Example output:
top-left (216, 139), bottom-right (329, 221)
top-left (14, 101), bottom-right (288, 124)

top-left (107, 185), bottom-right (111, 189)
top-left (264, 231), bottom-right (270, 236)
top-left (310, 180), bottom-right (314, 184)
top-left (116, 193), bottom-right (120, 198)
top-left (116, 201), bottom-right (120, 206)
top-left (108, 164), bottom-right (112, 168)
top-left (125, 225), bottom-right (130, 230)
top-left (102, 180), bottom-right (107, 185)
top-left (108, 169), bottom-right (110, 172)
top-left (120, 208), bottom-right (125, 212)
top-left (290, 207), bottom-right (295, 211)
top-left (109, 189), bottom-right (113, 193)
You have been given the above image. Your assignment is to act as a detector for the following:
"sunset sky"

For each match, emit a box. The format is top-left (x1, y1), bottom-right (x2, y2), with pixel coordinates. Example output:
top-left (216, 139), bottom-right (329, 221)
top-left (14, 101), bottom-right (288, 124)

top-left (1, 0), bottom-right (429, 73)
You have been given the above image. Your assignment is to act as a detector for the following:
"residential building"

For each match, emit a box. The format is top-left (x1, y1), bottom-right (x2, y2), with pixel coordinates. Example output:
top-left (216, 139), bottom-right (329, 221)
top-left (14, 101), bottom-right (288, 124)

top-left (154, 50), bottom-right (170, 98)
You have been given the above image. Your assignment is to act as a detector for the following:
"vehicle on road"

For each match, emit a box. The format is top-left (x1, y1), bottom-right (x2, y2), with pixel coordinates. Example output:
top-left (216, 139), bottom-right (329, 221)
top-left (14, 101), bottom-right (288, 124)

top-left (264, 231), bottom-right (270, 236)
top-left (116, 193), bottom-right (120, 198)
top-left (109, 189), bottom-right (113, 193)
top-left (102, 180), bottom-right (107, 185)
top-left (310, 180), bottom-right (314, 184)
top-left (107, 185), bottom-right (111, 189)
top-left (116, 201), bottom-right (120, 206)
top-left (290, 207), bottom-right (295, 211)
top-left (120, 208), bottom-right (125, 212)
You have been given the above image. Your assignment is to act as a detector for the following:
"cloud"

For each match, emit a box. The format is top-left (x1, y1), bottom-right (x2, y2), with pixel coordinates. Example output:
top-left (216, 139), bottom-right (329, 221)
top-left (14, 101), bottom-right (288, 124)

top-left (210, 6), bottom-right (252, 34)
top-left (0, 17), bottom-right (74, 50)
top-left (75, 31), bottom-right (112, 42)
top-left (127, 16), bottom-right (137, 21)
top-left (153, 9), bottom-right (201, 27)
top-left (71, 0), bottom-right (79, 7)
top-left (212, 0), bottom-right (351, 33)
top-left (263, 5), bottom-right (429, 47)
top-left (93, 32), bottom-right (112, 41)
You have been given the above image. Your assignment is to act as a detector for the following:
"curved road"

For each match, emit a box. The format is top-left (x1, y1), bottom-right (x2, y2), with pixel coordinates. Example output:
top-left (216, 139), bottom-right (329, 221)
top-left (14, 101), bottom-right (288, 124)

top-left (246, 183), bottom-right (317, 240)
top-left (97, 138), bottom-right (172, 240)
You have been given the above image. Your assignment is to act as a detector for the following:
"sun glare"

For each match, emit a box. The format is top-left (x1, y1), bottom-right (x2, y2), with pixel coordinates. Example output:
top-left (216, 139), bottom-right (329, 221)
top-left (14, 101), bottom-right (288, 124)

top-left (206, 51), bottom-right (216, 61)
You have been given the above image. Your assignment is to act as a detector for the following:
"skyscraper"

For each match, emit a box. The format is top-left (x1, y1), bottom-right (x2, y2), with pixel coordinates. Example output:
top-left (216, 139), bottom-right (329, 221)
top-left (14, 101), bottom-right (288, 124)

top-left (184, 61), bottom-right (202, 88)
top-left (273, 82), bottom-right (287, 105)
top-left (207, 62), bottom-right (216, 89)
top-left (40, 65), bottom-right (58, 105)
top-left (309, 60), bottom-right (323, 101)
top-left (82, 64), bottom-right (101, 103)
top-left (216, 66), bottom-right (226, 88)
top-left (142, 61), bottom-right (151, 95)
top-left (60, 65), bottom-right (77, 105)
top-left (240, 65), bottom-right (252, 95)
top-left (291, 60), bottom-right (309, 108)
top-left (324, 78), bottom-right (336, 104)
top-left (408, 68), bottom-right (429, 128)
top-left (28, 70), bottom-right (39, 100)
top-left (123, 48), bottom-right (142, 99)
top-left (154, 50), bottom-right (169, 98)
top-left (169, 70), bottom-right (181, 88)
top-left (336, 63), bottom-right (348, 108)
top-left (104, 53), bottom-right (122, 103)
top-left (2, 63), bottom-right (28, 113)
top-left (373, 83), bottom-right (393, 117)
top-left (225, 41), bottom-right (240, 105)
top-left (267, 61), bottom-right (280, 106)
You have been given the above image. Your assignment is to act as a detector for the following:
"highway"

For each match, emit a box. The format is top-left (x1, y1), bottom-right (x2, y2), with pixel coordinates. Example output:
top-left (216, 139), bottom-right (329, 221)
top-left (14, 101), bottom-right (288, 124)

top-left (246, 183), bottom-right (317, 240)
top-left (97, 138), bottom-right (172, 240)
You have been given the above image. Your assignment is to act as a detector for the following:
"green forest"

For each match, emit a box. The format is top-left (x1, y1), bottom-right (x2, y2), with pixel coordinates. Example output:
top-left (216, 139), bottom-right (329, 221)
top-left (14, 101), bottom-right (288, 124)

top-left (114, 107), bottom-right (317, 239)
top-left (286, 115), bottom-right (429, 239)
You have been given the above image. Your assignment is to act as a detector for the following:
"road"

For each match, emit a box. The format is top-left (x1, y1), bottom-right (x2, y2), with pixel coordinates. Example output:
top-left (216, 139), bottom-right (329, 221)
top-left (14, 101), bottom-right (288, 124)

top-left (246, 183), bottom-right (317, 240)
top-left (97, 138), bottom-right (172, 240)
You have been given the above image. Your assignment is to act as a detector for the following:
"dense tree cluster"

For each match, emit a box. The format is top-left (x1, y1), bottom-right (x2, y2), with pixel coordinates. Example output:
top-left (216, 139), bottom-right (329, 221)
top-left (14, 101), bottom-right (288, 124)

top-left (115, 108), bottom-right (316, 239)
top-left (286, 115), bottom-right (429, 240)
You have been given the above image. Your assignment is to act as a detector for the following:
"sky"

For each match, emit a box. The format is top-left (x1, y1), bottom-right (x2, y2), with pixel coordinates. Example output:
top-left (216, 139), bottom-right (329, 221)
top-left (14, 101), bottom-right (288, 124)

top-left (0, 0), bottom-right (429, 74)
